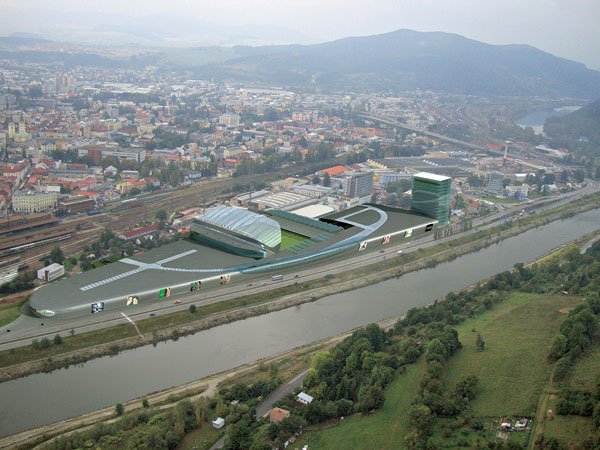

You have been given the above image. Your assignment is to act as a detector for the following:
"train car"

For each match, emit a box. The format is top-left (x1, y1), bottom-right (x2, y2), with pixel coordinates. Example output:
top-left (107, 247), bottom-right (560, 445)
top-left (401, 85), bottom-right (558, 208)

top-left (87, 210), bottom-right (100, 216)
top-left (0, 233), bottom-right (72, 257)
top-left (108, 206), bottom-right (128, 213)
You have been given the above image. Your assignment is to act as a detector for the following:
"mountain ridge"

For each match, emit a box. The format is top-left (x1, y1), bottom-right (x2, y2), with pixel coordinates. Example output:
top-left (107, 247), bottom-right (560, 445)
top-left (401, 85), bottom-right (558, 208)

top-left (195, 29), bottom-right (600, 98)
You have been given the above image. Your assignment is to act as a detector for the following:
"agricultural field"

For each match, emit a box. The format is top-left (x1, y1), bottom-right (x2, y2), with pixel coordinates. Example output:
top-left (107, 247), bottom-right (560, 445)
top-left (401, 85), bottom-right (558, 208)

top-left (306, 293), bottom-right (584, 449)
top-left (442, 293), bottom-right (582, 417)
top-left (542, 394), bottom-right (595, 447)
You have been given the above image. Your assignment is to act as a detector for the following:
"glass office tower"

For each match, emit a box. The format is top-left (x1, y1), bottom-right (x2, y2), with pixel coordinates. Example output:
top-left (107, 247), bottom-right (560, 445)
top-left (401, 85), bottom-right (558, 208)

top-left (410, 172), bottom-right (451, 226)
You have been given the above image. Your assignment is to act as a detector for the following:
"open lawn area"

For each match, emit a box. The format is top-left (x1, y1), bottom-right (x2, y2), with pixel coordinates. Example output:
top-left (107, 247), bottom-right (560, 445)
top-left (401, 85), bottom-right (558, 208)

top-left (177, 423), bottom-right (223, 450)
top-left (280, 229), bottom-right (309, 250)
top-left (568, 341), bottom-right (600, 391)
top-left (304, 358), bottom-right (426, 450)
top-left (442, 293), bottom-right (583, 417)
top-left (542, 394), bottom-right (595, 447)
top-left (0, 302), bottom-right (22, 327)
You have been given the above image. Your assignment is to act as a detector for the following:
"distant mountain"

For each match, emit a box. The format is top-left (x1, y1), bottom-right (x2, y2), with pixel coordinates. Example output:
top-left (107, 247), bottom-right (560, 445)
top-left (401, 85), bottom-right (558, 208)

top-left (191, 29), bottom-right (600, 98)
top-left (545, 98), bottom-right (600, 142)
top-left (2, 29), bottom-right (599, 98)
top-left (0, 34), bottom-right (51, 48)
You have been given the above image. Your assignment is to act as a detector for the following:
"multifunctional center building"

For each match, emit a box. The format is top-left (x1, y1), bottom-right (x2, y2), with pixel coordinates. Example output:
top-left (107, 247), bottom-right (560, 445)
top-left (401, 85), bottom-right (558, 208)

top-left (28, 202), bottom-right (441, 319)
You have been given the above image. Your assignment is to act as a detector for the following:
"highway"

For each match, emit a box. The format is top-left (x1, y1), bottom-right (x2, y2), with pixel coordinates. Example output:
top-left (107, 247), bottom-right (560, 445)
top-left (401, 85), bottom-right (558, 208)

top-left (0, 180), bottom-right (597, 351)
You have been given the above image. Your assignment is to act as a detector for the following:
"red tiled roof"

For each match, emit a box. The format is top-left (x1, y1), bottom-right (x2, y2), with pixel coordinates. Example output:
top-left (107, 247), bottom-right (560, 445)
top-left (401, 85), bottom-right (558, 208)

top-left (121, 222), bottom-right (160, 239)
top-left (269, 408), bottom-right (290, 422)
top-left (321, 165), bottom-right (350, 176)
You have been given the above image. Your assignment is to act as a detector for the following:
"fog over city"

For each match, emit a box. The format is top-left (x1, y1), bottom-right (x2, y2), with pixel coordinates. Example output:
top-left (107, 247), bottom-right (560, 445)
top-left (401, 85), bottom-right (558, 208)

top-left (1, 0), bottom-right (600, 69)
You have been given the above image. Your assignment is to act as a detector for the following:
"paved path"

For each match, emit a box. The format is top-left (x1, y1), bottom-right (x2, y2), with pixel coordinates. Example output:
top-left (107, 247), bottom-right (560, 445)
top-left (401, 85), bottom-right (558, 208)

top-left (209, 367), bottom-right (311, 450)
top-left (2, 179), bottom-right (596, 348)
top-left (580, 234), bottom-right (600, 254)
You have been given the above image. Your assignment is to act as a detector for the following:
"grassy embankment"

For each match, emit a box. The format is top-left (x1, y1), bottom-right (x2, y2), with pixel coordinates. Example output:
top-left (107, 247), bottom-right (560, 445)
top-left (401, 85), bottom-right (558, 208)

top-left (0, 192), bottom-right (598, 379)
top-left (0, 302), bottom-right (22, 328)
top-left (305, 293), bottom-right (585, 449)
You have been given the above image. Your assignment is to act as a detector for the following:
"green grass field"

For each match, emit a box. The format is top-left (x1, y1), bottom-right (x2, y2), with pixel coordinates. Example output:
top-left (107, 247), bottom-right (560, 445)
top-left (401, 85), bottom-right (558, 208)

top-left (442, 293), bottom-right (583, 417)
top-left (305, 293), bottom-right (583, 449)
top-left (280, 229), bottom-right (309, 250)
top-left (0, 302), bottom-right (24, 327)
top-left (176, 423), bottom-right (223, 450)
top-left (568, 341), bottom-right (600, 391)
top-left (542, 395), bottom-right (595, 446)
top-left (304, 358), bottom-right (426, 450)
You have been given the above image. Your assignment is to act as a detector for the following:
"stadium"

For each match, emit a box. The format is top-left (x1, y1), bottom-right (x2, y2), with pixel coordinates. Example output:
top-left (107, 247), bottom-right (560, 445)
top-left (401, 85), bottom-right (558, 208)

top-left (28, 204), bottom-right (438, 319)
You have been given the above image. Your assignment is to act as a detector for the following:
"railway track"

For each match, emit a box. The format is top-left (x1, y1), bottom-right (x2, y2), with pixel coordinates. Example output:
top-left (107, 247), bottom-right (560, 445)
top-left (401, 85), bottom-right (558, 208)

top-left (0, 159), bottom-right (340, 275)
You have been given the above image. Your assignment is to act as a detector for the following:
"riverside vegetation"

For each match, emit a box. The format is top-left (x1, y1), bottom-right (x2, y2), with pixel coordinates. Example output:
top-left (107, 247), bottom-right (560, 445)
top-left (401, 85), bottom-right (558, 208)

top-left (27, 231), bottom-right (600, 449)
top-left (1, 192), bottom-right (599, 383)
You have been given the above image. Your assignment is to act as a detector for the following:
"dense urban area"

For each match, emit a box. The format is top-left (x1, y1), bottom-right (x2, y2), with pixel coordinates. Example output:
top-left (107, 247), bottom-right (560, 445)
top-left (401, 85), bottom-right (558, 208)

top-left (0, 33), bottom-right (600, 450)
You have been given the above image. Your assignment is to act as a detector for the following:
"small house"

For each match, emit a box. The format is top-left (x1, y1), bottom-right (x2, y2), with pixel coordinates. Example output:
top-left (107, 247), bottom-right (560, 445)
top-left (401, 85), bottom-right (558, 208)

top-left (297, 392), bottom-right (314, 405)
top-left (212, 417), bottom-right (225, 429)
top-left (269, 407), bottom-right (290, 423)
top-left (515, 419), bottom-right (528, 429)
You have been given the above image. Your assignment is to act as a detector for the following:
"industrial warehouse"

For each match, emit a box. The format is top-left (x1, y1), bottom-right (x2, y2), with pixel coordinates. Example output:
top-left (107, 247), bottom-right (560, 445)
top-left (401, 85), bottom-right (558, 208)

top-left (28, 203), bottom-right (439, 319)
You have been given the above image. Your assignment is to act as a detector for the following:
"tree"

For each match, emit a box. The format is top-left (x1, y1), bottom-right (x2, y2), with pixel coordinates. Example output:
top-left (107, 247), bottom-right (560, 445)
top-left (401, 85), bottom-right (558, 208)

top-left (189, 304), bottom-right (197, 314)
top-left (53, 334), bottom-right (63, 345)
top-left (549, 334), bottom-right (568, 360)
top-left (476, 333), bottom-right (485, 351)
top-left (142, 398), bottom-right (149, 408)
top-left (268, 363), bottom-right (279, 380)
top-left (312, 175), bottom-right (321, 185)
top-left (323, 172), bottom-right (331, 187)
top-left (124, 241), bottom-right (135, 256)
top-left (49, 246), bottom-right (65, 265)
top-left (115, 403), bottom-right (124, 416)
top-left (156, 209), bottom-right (167, 221)
top-left (573, 169), bottom-right (585, 183)
top-left (224, 420), bottom-right (252, 450)
top-left (409, 404), bottom-right (435, 437)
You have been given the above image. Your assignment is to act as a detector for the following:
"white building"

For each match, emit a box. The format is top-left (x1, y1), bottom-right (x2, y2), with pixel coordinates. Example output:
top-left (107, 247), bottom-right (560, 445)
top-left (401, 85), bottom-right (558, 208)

top-left (37, 263), bottom-right (65, 282)
top-left (212, 418), bottom-right (225, 429)
top-left (219, 113), bottom-right (241, 127)
top-left (297, 392), bottom-right (314, 405)
top-left (13, 191), bottom-right (58, 214)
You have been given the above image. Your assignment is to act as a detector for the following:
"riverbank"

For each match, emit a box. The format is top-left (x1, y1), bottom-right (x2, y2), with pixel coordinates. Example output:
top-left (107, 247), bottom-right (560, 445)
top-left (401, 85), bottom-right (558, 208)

top-left (4, 222), bottom-right (597, 449)
top-left (0, 192), bottom-right (598, 384)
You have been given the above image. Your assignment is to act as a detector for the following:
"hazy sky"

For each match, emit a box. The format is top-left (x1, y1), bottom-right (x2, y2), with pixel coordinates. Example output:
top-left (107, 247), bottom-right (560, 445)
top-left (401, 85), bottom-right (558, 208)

top-left (2, 0), bottom-right (600, 70)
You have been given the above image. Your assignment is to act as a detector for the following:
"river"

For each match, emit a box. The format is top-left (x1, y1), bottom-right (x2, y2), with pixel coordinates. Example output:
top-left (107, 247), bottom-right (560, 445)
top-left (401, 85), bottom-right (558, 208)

top-left (1, 208), bottom-right (600, 437)
top-left (517, 106), bottom-right (580, 135)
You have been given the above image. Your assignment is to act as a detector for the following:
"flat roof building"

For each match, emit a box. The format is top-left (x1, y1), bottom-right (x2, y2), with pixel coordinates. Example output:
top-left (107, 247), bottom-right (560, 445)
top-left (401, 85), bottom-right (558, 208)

top-left (28, 204), bottom-right (437, 319)
top-left (487, 172), bottom-right (504, 197)
top-left (343, 171), bottom-right (373, 199)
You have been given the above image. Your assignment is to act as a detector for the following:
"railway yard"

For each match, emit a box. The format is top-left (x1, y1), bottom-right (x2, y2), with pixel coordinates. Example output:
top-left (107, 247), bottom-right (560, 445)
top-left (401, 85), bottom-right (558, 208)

top-left (0, 170), bottom-right (295, 278)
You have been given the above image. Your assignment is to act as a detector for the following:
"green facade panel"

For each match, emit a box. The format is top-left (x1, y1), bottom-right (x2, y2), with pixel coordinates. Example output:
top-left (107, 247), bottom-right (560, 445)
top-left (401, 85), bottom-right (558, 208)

top-left (410, 174), bottom-right (451, 226)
